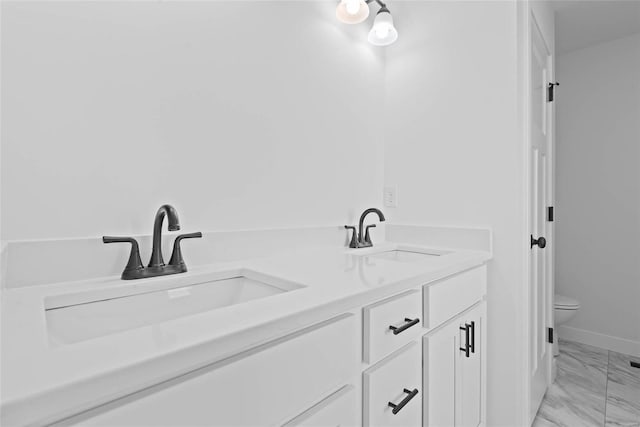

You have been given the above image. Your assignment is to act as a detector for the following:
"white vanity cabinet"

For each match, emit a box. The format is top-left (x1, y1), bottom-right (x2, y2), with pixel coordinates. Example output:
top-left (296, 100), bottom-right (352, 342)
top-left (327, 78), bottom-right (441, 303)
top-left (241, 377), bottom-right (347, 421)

top-left (362, 265), bottom-right (487, 427)
top-left (57, 264), bottom-right (487, 427)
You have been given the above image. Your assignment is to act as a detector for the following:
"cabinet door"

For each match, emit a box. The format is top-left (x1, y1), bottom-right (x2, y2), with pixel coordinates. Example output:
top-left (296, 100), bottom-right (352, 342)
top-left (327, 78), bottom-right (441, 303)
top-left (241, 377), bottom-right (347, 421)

top-left (424, 302), bottom-right (485, 427)
top-left (423, 320), bottom-right (458, 427)
top-left (456, 304), bottom-right (484, 427)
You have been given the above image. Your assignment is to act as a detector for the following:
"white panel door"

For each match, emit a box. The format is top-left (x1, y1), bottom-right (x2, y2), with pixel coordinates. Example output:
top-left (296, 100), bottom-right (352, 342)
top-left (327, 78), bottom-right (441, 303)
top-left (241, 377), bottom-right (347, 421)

top-left (529, 13), bottom-right (554, 423)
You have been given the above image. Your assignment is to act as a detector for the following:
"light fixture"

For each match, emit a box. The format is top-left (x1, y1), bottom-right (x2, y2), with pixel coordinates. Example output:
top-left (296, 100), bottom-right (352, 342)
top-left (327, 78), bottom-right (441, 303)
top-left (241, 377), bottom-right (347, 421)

top-left (335, 0), bottom-right (369, 24)
top-left (335, 0), bottom-right (398, 46)
top-left (367, 6), bottom-right (398, 46)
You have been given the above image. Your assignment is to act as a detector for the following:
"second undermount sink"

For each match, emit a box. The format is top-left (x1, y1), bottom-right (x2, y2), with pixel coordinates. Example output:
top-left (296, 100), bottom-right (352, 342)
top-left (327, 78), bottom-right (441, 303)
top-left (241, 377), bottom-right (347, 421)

top-left (45, 269), bottom-right (303, 345)
top-left (365, 248), bottom-right (451, 263)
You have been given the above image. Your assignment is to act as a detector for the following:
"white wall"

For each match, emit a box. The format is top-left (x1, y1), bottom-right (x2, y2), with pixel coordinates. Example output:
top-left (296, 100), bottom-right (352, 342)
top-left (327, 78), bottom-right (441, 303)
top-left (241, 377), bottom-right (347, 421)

top-left (0, 1), bottom-right (385, 241)
top-left (383, 2), bottom-right (526, 425)
top-left (555, 33), bottom-right (640, 353)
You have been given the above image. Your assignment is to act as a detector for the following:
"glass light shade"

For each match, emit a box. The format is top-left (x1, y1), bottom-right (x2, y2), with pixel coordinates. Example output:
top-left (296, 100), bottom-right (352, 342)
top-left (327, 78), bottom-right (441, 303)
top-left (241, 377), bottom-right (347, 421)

top-left (336, 0), bottom-right (370, 24)
top-left (368, 10), bottom-right (398, 46)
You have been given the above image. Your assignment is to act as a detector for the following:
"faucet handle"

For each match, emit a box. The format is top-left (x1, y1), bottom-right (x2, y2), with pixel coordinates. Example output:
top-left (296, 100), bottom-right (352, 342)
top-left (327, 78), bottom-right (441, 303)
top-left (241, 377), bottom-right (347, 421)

top-left (344, 225), bottom-right (358, 248)
top-left (364, 224), bottom-right (377, 245)
top-left (103, 236), bottom-right (144, 279)
top-left (169, 232), bottom-right (203, 270)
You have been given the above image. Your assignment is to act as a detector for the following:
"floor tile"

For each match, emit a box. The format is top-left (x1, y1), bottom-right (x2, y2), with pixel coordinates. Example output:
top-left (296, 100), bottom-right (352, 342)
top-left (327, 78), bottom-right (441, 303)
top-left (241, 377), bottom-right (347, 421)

top-left (535, 340), bottom-right (608, 427)
top-left (605, 351), bottom-right (640, 427)
top-left (532, 415), bottom-right (559, 427)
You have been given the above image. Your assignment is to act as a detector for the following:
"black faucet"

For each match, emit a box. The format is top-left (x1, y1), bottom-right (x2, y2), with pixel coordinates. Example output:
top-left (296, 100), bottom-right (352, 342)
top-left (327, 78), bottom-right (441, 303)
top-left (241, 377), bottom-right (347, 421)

top-left (345, 207), bottom-right (386, 248)
top-left (103, 204), bottom-right (202, 280)
top-left (148, 204), bottom-right (181, 271)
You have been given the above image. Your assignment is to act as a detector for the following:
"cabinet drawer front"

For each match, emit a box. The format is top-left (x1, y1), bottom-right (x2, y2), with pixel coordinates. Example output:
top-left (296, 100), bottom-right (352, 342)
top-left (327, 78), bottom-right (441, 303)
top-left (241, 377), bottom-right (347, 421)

top-left (283, 385), bottom-right (357, 427)
top-left (74, 314), bottom-right (358, 427)
top-left (363, 342), bottom-right (422, 427)
top-left (423, 266), bottom-right (486, 330)
top-left (363, 290), bottom-right (422, 363)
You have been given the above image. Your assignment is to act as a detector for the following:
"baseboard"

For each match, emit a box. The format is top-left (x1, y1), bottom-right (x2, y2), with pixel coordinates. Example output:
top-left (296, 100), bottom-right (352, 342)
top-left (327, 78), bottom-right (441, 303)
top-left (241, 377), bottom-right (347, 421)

top-left (558, 325), bottom-right (640, 357)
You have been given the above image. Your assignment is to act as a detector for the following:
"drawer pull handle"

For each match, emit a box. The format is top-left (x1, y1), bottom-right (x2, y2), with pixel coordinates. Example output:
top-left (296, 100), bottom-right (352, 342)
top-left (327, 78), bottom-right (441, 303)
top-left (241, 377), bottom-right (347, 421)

top-left (388, 388), bottom-right (419, 414)
top-left (389, 318), bottom-right (420, 335)
top-left (470, 321), bottom-right (476, 354)
top-left (460, 323), bottom-right (471, 357)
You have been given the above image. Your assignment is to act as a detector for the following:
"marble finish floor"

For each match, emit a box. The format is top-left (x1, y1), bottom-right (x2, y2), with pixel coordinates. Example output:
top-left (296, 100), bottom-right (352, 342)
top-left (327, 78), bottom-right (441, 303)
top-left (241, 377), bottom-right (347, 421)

top-left (533, 340), bottom-right (640, 427)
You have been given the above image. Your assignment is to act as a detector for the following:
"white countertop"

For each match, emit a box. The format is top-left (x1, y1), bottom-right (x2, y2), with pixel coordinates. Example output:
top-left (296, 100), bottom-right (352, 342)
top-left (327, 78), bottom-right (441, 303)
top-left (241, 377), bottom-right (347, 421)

top-left (0, 242), bottom-right (490, 426)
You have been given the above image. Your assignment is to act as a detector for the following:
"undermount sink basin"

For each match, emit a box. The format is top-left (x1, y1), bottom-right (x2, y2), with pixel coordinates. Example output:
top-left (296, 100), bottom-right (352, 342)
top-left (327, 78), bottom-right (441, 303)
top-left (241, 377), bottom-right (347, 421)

top-left (45, 269), bottom-right (303, 345)
top-left (366, 248), bottom-right (451, 263)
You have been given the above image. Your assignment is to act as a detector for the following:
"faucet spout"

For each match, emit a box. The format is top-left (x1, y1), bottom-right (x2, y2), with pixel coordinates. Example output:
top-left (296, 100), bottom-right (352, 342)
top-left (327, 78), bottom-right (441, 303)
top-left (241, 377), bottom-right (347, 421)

top-left (149, 204), bottom-right (180, 268)
top-left (358, 208), bottom-right (386, 244)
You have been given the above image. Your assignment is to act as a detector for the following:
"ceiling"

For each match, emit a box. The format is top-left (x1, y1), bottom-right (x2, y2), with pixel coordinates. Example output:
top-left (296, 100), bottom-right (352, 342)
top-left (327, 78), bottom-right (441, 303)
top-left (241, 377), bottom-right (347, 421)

top-left (552, 0), bottom-right (640, 53)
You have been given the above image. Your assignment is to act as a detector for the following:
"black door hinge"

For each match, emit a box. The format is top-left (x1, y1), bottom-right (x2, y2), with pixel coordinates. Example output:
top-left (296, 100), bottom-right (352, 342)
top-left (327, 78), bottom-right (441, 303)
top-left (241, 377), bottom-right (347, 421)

top-left (548, 206), bottom-right (554, 222)
top-left (548, 327), bottom-right (554, 344)
top-left (548, 82), bottom-right (560, 102)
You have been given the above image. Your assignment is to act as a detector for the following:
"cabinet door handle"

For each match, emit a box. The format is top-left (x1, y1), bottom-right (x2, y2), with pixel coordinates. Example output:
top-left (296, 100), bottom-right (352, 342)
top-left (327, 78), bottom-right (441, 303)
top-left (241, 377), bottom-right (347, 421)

top-left (389, 318), bottom-right (420, 335)
top-left (388, 388), bottom-right (419, 414)
top-left (470, 321), bottom-right (476, 354)
top-left (460, 323), bottom-right (471, 357)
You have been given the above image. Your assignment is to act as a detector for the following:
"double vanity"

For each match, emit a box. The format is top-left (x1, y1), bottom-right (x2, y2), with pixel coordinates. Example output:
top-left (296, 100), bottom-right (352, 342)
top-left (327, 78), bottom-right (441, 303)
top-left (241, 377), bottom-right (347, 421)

top-left (0, 211), bottom-right (491, 427)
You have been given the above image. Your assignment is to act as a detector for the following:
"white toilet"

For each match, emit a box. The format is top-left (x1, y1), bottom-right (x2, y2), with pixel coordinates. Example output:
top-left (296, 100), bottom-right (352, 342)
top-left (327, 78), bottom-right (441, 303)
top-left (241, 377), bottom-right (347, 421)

top-left (553, 294), bottom-right (580, 356)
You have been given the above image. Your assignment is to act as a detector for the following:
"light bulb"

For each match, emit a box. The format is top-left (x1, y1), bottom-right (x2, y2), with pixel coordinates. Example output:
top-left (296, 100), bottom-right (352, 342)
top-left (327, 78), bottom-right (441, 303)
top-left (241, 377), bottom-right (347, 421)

top-left (368, 8), bottom-right (398, 46)
top-left (336, 0), bottom-right (369, 24)
top-left (345, 0), bottom-right (360, 15)
top-left (375, 26), bottom-right (390, 38)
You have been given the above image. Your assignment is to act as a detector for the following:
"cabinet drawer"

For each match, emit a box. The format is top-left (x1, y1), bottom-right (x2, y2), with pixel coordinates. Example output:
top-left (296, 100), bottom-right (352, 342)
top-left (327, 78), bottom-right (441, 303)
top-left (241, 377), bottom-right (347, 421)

top-left (363, 290), bottom-right (422, 363)
top-left (363, 342), bottom-right (421, 427)
top-left (283, 385), bottom-right (357, 427)
top-left (423, 266), bottom-right (486, 330)
top-left (72, 314), bottom-right (358, 427)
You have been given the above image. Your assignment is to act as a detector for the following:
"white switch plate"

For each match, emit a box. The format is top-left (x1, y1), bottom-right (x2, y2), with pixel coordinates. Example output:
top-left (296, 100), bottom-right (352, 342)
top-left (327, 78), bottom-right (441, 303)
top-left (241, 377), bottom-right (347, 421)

top-left (383, 185), bottom-right (398, 208)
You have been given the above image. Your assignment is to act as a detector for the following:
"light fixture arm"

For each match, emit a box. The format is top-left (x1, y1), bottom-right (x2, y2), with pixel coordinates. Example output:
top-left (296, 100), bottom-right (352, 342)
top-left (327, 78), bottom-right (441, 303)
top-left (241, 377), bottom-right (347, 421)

top-left (365, 0), bottom-right (390, 13)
